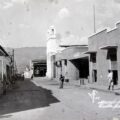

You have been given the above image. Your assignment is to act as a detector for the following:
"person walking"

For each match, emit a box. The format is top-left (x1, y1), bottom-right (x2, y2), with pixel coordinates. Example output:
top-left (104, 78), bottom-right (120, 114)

top-left (108, 70), bottom-right (114, 90)
top-left (59, 75), bottom-right (64, 89)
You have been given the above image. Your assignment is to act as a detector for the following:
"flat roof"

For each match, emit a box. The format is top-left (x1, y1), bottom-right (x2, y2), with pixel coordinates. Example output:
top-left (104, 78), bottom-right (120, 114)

top-left (68, 53), bottom-right (88, 60)
top-left (32, 59), bottom-right (46, 63)
top-left (60, 45), bottom-right (88, 47)
top-left (100, 45), bottom-right (118, 50)
top-left (69, 56), bottom-right (88, 60)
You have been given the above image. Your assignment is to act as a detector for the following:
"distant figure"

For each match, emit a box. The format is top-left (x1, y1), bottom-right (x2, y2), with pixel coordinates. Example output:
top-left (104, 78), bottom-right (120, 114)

top-left (30, 69), bottom-right (33, 79)
top-left (108, 70), bottom-right (114, 90)
top-left (59, 75), bottom-right (64, 89)
top-left (24, 67), bottom-right (31, 79)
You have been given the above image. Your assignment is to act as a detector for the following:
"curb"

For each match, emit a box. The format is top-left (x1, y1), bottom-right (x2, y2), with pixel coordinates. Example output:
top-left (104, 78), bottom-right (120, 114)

top-left (73, 84), bottom-right (120, 95)
top-left (88, 86), bottom-right (120, 95)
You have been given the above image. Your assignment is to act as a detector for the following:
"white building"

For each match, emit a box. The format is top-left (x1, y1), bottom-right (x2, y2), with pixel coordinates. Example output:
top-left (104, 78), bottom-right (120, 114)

top-left (46, 26), bottom-right (64, 79)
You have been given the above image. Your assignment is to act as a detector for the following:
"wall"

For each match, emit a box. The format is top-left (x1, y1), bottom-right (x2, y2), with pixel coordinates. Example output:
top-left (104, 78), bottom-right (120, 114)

top-left (89, 30), bottom-right (112, 85)
top-left (88, 24), bottom-right (120, 85)
top-left (55, 46), bottom-right (88, 81)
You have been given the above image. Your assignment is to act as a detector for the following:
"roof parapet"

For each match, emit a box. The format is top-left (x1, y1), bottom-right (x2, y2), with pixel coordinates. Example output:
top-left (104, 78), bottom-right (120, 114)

top-left (89, 29), bottom-right (107, 39)
top-left (116, 22), bottom-right (120, 28)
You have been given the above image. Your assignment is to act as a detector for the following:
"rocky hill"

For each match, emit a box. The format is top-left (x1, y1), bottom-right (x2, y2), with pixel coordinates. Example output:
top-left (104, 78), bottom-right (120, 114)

top-left (14, 47), bottom-right (46, 73)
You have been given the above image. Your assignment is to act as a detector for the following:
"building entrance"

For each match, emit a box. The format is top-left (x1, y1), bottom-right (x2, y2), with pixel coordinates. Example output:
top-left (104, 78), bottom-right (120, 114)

top-left (92, 70), bottom-right (97, 82)
top-left (34, 64), bottom-right (46, 77)
top-left (71, 58), bottom-right (89, 79)
top-left (112, 70), bottom-right (118, 85)
top-left (32, 59), bottom-right (46, 77)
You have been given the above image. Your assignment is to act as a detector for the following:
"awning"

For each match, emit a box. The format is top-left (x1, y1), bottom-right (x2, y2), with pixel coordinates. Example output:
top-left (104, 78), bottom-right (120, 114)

top-left (69, 53), bottom-right (88, 60)
top-left (84, 51), bottom-right (97, 54)
top-left (100, 45), bottom-right (117, 50)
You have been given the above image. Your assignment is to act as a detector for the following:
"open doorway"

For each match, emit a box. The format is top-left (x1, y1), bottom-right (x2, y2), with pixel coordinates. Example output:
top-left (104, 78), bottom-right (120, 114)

top-left (112, 70), bottom-right (118, 85)
top-left (6, 65), bottom-right (10, 81)
top-left (34, 64), bottom-right (46, 77)
top-left (70, 58), bottom-right (89, 79)
top-left (92, 70), bottom-right (97, 82)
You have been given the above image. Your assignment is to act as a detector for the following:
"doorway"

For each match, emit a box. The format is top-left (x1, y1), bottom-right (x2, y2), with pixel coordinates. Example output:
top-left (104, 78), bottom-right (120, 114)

top-left (6, 65), bottom-right (10, 81)
top-left (92, 70), bottom-right (97, 82)
top-left (70, 58), bottom-right (89, 79)
top-left (112, 70), bottom-right (118, 85)
top-left (34, 64), bottom-right (46, 77)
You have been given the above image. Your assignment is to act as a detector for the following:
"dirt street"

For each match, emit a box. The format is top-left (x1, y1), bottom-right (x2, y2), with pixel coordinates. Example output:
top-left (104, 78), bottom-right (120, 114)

top-left (0, 77), bottom-right (120, 120)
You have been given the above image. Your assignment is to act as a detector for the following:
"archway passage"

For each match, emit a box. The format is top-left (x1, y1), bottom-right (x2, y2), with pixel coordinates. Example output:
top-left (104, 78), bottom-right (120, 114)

top-left (32, 60), bottom-right (46, 77)
top-left (71, 58), bottom-right (89, 79)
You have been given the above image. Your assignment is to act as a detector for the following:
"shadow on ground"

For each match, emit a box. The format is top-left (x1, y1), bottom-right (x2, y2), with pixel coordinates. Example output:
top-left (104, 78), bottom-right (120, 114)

top-left (0, 79), bottom-right (60, 116)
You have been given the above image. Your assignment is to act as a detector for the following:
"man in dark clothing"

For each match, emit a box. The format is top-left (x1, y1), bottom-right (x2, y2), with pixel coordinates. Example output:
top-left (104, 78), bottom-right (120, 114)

top-left (59, 75), bottom-right (64, 89)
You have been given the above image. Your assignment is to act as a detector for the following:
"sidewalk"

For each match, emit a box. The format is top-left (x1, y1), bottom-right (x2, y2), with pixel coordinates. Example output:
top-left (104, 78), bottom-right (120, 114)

top-left (85, 83), bottom-right (120, 95)
top-left (70, 79), bottom-right (120, 95)
top-left (50, 78), bottom-right (120, 95)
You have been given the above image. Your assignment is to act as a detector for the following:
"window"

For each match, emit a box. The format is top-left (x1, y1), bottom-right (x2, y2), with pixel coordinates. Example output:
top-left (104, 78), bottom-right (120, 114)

top-left (107, 48), bottom-right (117, 61)
top-left (64, 59), bottom-right (67, 66)
top-left (57, 61), bottom-right (62, 67)
top-left (55, 61), bottom-right (61, 67)
top-left (92, 70), bottom-right (97, 82)
top-left (55, 62), bottom-right (57, 66)
top-left (90, 53), bottom-right (96, 63)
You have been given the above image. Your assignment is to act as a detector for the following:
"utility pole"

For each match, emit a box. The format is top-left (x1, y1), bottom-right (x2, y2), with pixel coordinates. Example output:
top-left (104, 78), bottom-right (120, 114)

top-left (93, 4), bottom-right (96, 33)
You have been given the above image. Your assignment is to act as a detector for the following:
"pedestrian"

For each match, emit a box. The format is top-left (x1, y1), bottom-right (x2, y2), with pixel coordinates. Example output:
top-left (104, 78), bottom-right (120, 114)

top-left (59, 75), bottom-right (64, 89)
top-left (107, 70), bottom-right (114, 90)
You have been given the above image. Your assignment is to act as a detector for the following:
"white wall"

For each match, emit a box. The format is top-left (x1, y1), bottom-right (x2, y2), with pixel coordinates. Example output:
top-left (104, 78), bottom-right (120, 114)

top-left (46, 26), bottom-right (58, 79)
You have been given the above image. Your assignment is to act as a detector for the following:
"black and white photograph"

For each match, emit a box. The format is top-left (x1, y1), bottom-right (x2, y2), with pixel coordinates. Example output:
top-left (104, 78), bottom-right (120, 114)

top-left (0, 0), bottom-right (120, 120)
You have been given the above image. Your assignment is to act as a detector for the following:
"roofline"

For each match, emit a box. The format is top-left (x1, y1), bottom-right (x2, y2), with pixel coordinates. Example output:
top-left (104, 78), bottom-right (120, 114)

top-left (32, 59), bottom-right (46, 62)
top-left (59, 45), bottom-right (69, 47)
top-left (61, 45), bottom-right (88, 53)
top-left (100, 45), bottom-right (118, 50)
top-left (59, 45), bottom-right (88, 47)
top-left (84, 51), bottom-right (97, 54)
top-left (69, 56), bottom-right (88, 60)
top-left (0, 45), bottom-right (9, 56)
top-left (107, 27), bottom-right (117, 34)
top-left (89, 29), bottom-right (107, 39)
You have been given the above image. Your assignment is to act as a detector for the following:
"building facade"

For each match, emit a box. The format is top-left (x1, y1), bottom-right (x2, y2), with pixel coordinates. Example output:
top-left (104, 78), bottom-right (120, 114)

top-left (87, 22), bottom-right (120, 86)
top-left (31, 59), bottom-right (46, 77)
top-left (0, 46), bottom-right (12, 94)
top-left (46, 26), bottom-right (64, 79)
top-left (55, 46), bottom-right (89, 83)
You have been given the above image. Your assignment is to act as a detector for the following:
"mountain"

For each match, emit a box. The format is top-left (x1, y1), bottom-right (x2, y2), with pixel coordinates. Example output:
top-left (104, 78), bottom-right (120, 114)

top-left (14, 47), bottom-right (46, 73)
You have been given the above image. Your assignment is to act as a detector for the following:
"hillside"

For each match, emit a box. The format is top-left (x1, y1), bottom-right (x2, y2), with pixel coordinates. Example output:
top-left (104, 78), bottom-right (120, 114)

top-left (14, 47), bottom-right (46, 73)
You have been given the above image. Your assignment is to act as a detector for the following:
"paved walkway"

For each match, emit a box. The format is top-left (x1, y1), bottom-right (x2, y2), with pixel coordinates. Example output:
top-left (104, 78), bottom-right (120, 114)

top-left (50, 78), bottom-right (120, 95)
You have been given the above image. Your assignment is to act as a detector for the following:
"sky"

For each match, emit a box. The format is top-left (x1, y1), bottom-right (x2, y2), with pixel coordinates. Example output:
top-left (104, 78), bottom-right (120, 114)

top-left (0, 0), bottom-right (120, 48)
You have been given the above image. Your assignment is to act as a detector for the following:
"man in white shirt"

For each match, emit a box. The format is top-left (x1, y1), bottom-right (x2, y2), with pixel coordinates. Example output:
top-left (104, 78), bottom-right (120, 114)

top-left (108, 70), bottom-right (114, 90)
